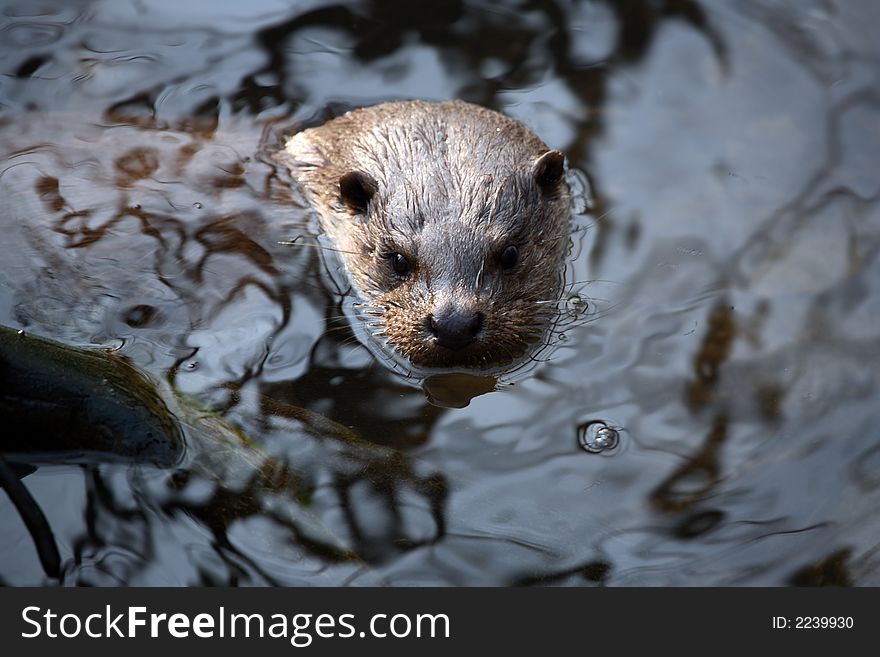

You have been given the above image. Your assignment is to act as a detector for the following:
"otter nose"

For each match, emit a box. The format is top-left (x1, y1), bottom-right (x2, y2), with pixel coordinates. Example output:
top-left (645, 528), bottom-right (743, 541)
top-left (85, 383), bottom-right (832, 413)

top-left (427, 309), bottom-right (484, 351)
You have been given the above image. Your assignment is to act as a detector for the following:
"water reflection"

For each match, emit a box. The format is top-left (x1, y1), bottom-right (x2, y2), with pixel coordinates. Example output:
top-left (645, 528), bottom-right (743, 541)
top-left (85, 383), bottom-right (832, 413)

top-left (1, 0), bottom-right (880, 586)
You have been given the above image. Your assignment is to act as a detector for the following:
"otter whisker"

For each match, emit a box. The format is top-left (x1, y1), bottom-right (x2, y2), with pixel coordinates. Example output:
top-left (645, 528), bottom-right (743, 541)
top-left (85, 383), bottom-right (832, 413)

top-left (278, 235), bottom-right (360, 255)
top-left (319, 326), bottom-right (359, 339)
top-left (572, 278), bottom-right (623, 286)
top-left (569, 222), bottom-right (595, 234)
top-left (591, 207), bottom-right (615, 222)
top-left (338, 335), bottom-right (365, 348)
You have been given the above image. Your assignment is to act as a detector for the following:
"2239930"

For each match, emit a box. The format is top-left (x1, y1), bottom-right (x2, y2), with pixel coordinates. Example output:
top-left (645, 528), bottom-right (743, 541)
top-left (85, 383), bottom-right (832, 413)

top-left (796, 617), bottom-right (853, 629)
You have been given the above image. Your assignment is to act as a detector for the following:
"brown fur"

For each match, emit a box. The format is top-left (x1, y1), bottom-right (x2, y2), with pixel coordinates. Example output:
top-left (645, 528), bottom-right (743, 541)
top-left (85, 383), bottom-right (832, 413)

top-left (278, 100), bottom-right (570, 370)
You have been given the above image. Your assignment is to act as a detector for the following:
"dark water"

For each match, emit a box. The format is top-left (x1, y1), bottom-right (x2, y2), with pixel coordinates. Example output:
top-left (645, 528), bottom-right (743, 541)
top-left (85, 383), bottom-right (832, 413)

top-left (1, 0), bottom-right (879, 585)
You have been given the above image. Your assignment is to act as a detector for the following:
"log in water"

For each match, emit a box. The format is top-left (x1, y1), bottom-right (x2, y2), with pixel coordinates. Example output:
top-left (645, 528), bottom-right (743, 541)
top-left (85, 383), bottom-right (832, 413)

top-left (0, 325), bottom-right (184, 465)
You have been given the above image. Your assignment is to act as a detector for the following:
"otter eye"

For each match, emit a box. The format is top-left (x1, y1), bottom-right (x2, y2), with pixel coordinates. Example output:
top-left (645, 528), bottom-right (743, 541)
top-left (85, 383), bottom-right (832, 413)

top-left (388, 252), bottom-right (412, 277)
top-left (499, 244), bottom-right (519, 270)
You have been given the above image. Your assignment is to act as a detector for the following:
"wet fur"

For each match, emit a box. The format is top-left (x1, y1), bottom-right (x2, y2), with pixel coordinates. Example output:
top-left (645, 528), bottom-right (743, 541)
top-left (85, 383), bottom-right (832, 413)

top-left (279, 100), bottom-right (570, 369)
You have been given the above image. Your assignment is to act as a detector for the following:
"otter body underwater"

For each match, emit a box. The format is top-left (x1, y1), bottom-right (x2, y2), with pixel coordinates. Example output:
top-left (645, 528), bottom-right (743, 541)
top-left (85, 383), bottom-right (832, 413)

top-left (279, 100), bottom-right (571, 371)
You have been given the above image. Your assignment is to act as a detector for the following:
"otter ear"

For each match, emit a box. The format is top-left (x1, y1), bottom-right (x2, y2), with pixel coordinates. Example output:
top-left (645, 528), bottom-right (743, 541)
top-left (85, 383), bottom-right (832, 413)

top-left (532, 150), bottom-right (566, 194)
top-left (339, 170), bottom-right (378, 215)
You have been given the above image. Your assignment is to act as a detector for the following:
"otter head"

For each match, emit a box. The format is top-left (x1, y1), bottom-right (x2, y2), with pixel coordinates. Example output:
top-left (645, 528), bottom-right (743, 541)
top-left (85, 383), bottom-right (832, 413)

top-left (333, 149), bottom-right (570, 370)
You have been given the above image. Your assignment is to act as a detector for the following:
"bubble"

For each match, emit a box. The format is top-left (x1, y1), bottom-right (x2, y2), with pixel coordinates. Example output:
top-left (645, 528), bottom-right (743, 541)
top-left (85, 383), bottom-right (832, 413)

top-left (184, 361), bottom-right (198, 370)
top-left (106, 338), bottom-right (126, 352)
top-left (577, 420), bottom-right (619, 453)
top-left (567, 294), bottom-right (588, 317)
top-left (193, 201), bottom-right (203, 209)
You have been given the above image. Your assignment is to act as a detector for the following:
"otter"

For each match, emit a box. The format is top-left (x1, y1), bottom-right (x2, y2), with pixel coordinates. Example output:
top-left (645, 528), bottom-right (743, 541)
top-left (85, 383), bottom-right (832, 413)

top-left (279, 100), bottom-right (570, 370)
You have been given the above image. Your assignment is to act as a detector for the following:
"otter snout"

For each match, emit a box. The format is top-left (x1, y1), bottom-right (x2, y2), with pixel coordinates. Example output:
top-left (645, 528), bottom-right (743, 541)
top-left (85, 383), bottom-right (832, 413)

top-left (426, 307), bottom-right (485, 352)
